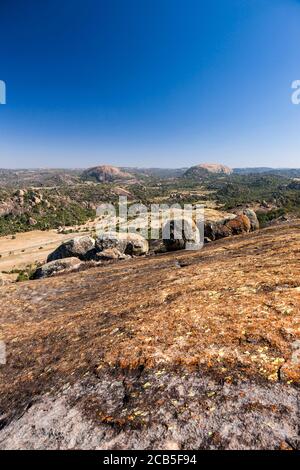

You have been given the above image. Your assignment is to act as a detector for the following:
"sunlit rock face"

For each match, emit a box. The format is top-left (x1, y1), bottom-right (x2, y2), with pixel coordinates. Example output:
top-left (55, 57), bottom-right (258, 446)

top-left (1, 222), bottom-right (300, 449)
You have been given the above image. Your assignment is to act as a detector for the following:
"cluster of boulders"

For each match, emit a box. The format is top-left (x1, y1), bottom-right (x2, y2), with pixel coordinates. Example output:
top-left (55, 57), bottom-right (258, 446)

top-left (32, 210), bottom-right (259, 279)
top-left (14, 189), bottom-right (50, 208)
top-left (157, 210), bottom-right (259, 252)
top-left (33, 233), bottom-right (149, 279)
top-left (0, 189), bottom-right (52, 221)
top-left (204, 209), bottom-right (259, 242)
top-left (32, 257), bottom-right (83, 280)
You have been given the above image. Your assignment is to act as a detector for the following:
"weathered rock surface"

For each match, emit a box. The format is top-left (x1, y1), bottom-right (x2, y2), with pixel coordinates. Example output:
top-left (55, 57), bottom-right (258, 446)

top-left (149, 239), bottom-right (167, 254)
top-left (243, 209), bottom-right (260, 231)
top-left (93, 248), bottom-right (128, 261)
top-left (1, 222), bottom-right (300, 449)
top-left (47, 236), bottom-right (95, 262)
top-left (32, 257), bottom-right (83, 279)
top-left (95, 232), bottom-right (148, 256)
top-left (0, 372), bottom-right (299, 450)
top-left (204, 221), bottom-right (232, 241)
top-left (226, 214), bottom-right (251, 235)
top-left (204, 214), bottom-right (251, 240)
top-left (163, 218), bottom-right (201, 251)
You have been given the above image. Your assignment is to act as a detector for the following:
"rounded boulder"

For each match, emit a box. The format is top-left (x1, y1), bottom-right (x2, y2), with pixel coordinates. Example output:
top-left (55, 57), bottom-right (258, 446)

top-left (47, 236), bottom-right (95, 262)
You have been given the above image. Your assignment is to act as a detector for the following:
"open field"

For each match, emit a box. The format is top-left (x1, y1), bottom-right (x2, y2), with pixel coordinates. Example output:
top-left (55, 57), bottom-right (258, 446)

top-left (0, 229), bottom-right (91, 273)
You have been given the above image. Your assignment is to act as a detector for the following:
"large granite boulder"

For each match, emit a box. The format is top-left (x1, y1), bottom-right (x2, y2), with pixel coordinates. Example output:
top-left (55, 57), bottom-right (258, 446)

top-left (47, 236), bottom-right (95, 262)
top-left (149, 239), bottom-right (167, 254)
top-left (32, 258), bottom-right (83, 279)
top-left (204, 221), bottom-right (232, 241)
top-left (95, 232), bottom-right (148, 256)
top-left (163, 218), bottom-right (201, 251)
top-left (123, 233), bottom-right (149, 256)
top-left (226, 214), bottom-right (251, 235)
top-left (243, 209), bottom-right (260, 231)
top-left (204, 214), bottom-right (252, 240)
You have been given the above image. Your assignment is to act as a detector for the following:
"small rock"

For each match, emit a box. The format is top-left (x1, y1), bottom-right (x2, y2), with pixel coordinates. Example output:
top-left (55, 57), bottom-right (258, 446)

top-left (243, 209), bottom-right (259, 231)
top-left (32, 258), bottom-right (83, 279)
top-left (28, 217), bottom-right (37, 226)
top-left (149, 239), bottom-right (167, 254)
top-left (32, 196), bottom-right (41, 205)
top-left (94, 248), bottom-right (128, 261)
top-left (15, 189), bottom-right (25, 197)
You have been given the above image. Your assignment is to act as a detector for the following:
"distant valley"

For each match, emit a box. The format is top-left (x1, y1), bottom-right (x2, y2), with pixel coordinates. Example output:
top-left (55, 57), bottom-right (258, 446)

top-left (1, 163), bottom-right (300, 282)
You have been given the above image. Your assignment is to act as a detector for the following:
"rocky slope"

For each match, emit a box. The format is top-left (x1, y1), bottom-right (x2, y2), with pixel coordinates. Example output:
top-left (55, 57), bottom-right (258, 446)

top-left (0, 222), bottom-right (300, 449)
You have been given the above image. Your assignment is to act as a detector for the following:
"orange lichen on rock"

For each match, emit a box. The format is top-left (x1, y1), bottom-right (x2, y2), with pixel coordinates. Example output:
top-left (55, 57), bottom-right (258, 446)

top-left (0, 222), bottom-right (300, 429)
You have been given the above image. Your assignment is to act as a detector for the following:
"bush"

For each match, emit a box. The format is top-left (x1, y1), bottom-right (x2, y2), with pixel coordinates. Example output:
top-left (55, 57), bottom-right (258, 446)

top-left (256, 208), bottom-right (286, 227)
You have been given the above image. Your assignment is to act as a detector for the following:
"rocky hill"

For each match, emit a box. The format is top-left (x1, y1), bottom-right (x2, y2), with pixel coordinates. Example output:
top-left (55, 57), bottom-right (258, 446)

top-left (234, 167), bottom-right (300, 177)
top-left (0, 169), bottom-right (81, 188)
top-left (184, 163), bottom-right (233, 178)
top-left (0, 222), bottom-right (300, 449)
top-left (82, 165), bottom-right (134, 183)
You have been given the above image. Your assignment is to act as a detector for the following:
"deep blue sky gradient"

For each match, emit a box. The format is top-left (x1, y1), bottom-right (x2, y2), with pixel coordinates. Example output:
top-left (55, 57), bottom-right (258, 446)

top-left (0, 0), bottom-right (300, 168)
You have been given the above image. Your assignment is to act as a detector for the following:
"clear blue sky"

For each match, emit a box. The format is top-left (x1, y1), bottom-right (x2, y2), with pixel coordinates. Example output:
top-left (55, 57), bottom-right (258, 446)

top-left (0, 0), bottom-right (300, 169)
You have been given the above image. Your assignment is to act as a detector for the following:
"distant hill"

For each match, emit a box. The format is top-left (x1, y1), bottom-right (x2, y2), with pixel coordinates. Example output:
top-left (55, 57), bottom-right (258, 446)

top-left (184, 163), bottom-right (233, 178)
top-left (82, 165), bottom-right (134, 183)
top-left (234, 167), bottom-right (300, 177)
top-left (0, 168), bottom-right (81, 188)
